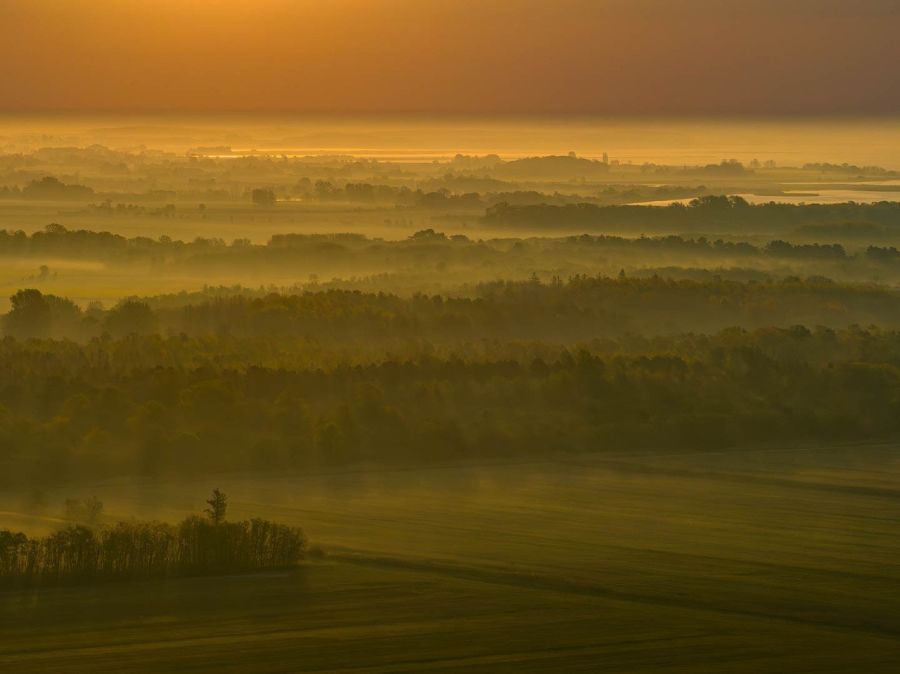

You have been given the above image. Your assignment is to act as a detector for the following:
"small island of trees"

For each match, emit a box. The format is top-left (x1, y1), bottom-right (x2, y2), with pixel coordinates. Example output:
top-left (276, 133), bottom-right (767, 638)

top-left (0, 491), bottom-right (307, 587)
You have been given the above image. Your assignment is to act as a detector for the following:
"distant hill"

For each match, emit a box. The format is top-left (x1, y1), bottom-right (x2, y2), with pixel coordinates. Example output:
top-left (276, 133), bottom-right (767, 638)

top-left (22, 176), bottom-right (94, 200)
top-left (493, 154), bottom-right (610, 179)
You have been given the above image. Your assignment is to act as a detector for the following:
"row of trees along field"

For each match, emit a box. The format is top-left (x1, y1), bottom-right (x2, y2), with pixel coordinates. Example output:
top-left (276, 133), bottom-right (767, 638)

top-left (0, 490), bottom-right (307, 587)
top-left (485, 198), bottom-right (900, 232)
top-left (2, 324), bottom-right (900, 486)
top-left (7, 276), bottom-right (900, 342)
top-left (5, 223), bottom-right (900, 263)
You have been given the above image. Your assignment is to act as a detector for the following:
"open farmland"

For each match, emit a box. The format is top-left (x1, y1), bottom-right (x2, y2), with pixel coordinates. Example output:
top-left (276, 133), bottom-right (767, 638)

top-left (2, 443), bottom-right (899, 673)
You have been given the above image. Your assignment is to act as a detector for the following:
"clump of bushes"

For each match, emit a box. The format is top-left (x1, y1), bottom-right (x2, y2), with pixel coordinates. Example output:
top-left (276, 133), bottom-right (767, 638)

top-left (0, 491), bottom-right (306, 587)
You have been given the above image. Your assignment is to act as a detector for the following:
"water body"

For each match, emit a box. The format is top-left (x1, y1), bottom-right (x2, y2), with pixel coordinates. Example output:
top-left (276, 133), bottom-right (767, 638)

top-left (1, 115), bottom-right (899, 168)
top-left (637, 189), bottom-right (900, 207)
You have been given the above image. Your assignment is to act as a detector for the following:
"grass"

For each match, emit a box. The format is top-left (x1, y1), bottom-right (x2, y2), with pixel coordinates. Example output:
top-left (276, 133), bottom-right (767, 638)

top-left (2, 443), bottom-right (900, 672)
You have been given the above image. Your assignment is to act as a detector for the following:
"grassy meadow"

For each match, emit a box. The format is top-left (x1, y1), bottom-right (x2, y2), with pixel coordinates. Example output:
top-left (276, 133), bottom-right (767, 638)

top-left (2, 443), bottom-right (900, 672)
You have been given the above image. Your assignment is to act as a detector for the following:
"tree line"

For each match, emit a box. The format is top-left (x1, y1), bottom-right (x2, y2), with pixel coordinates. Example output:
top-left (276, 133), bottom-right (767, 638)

top-left (2, 324), bottom-right (900, 486)
top-left (485, 198), bottom-right (900, 233)
top-left (0, 222), bottom-right (885, 259)
top-left (0, 491), bottom-right (306, 587)
top-left (11, 225), bottom-right (900, 293)
top-left (6, 275), bottom-right (900, 342)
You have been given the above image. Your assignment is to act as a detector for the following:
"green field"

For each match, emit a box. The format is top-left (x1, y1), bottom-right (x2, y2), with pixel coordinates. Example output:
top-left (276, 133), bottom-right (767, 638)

top-left (2, 443), bottom-right (900, 672)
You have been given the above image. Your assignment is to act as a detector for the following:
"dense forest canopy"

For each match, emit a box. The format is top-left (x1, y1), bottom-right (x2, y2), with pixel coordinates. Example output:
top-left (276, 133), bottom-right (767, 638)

top-left (1, 144), bottom-right (900, 493)
top-left (0, 288), bottom-right (900, 485)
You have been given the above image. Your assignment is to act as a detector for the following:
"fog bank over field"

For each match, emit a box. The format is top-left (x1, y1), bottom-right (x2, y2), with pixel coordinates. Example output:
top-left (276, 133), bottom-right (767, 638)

top-left (2, 116), bottom-right (900, 168)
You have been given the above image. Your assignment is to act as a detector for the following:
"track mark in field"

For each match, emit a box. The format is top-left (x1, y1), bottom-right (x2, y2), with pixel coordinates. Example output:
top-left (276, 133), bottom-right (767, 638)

top-left (287, 637), bottom-right (713, 674)
top-left (591, 460), bottom-right (900, 499)
top-left (0, 634), bottom-right (710, 672)
top-left (329, 551), bottom-right (900, 638)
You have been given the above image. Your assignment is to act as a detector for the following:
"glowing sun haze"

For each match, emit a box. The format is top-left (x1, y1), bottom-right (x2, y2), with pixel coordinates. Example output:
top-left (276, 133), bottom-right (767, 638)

top-left (1, 0), bottom-right (898, 115)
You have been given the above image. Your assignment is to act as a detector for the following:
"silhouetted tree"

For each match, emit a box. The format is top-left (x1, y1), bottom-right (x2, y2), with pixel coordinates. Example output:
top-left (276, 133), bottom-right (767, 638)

top-left (22, 176), bottom-right (94, 199)
top-left (205, 489), bottom-right (228, 524)
top-left (4, 289), bottom-right (51, 338)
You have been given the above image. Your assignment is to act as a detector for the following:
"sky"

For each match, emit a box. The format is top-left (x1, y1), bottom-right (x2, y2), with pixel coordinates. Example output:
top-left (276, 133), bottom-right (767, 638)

top-left (0, 0), bottom-right (898, 116)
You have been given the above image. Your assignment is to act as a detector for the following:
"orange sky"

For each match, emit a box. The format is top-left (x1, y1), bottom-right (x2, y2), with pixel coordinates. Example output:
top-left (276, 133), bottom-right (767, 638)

top-left (0, 0), bottom-right (898, 115)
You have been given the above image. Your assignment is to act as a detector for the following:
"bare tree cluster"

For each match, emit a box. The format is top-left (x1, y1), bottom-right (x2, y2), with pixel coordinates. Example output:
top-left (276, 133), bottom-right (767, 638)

top-left (0, 494), bottom-right (305, 587)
